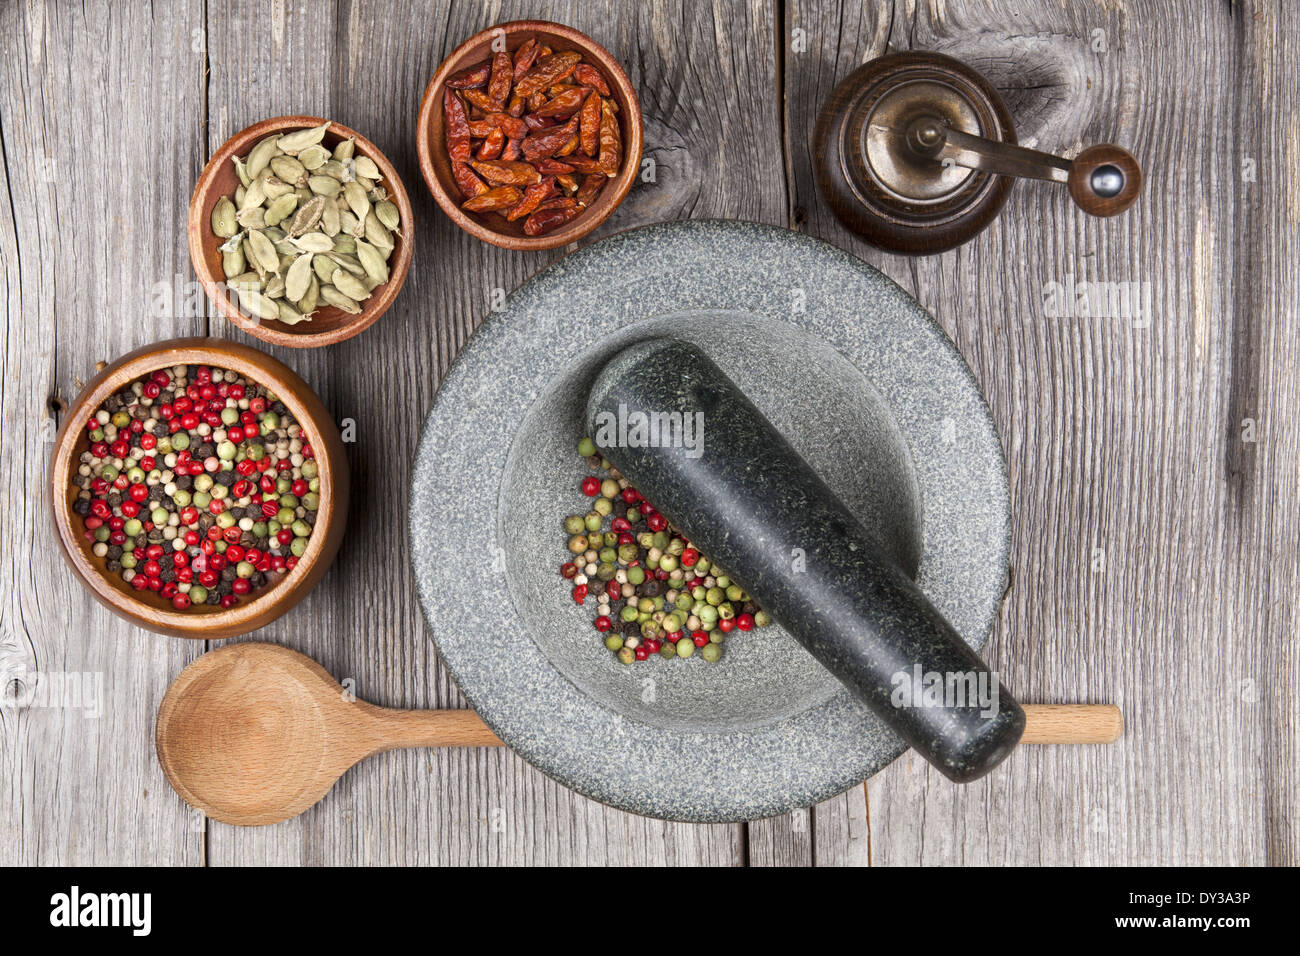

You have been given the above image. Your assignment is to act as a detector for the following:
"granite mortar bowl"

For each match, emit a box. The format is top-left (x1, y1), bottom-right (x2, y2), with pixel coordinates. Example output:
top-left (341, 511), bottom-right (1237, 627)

top-left (50, 338), bottom-right (350, 639)
top-left (416, 19), bottom-right (643, 250)
top-left (411, 219), bottom-right (1010, 820)
top-left (188, 116), bottom-right (415, 348)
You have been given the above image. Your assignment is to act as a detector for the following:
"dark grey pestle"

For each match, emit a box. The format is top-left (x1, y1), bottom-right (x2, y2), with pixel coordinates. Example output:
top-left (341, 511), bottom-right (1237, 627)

top-left (586, 338), bottom-right (1025, 783)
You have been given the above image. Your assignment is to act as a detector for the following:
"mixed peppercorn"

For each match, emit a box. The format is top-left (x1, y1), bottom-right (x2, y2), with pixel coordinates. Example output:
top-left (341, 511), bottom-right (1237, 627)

top-left (71, 364), bottom-right (320, 611)
top-left (561, 437), bottom-right (770, 663)
top-left (443, 36), bottom-right (623, 235)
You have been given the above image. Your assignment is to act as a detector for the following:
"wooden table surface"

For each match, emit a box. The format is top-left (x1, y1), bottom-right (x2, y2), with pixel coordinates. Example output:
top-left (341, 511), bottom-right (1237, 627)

top-left (1, 0), bottom-right (1295, 866)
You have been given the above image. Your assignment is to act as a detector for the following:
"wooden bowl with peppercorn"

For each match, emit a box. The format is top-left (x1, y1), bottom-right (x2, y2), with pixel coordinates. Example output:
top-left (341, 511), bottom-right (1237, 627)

top-left (417, 20), bottom-right (643, 251)
top-left (188, 116), bottom-right (414, 349)
top-left (50, 338), bottom-right (349, 639)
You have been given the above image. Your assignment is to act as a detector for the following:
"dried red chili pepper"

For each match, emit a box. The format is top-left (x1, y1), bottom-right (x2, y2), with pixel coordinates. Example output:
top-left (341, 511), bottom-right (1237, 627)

top-left (506, 175), bottom-right (557, 222)
top-left (522, 116), bottom-right (580, 161)
top-left (451, 161), bottom-right (488, 198)
top-left (524, 113), bottom-right (556, 132)
top-left (579, 91), bottom-right (601, 156)
top-left (447, 59), bottom-right (491, 89)
top-left (514, 51), bottom-right (582, 97)
top-left (535, 86), bottom-right (588, 117)
top-left (469, 114), bottom-right (528, 139)
top-left (598, 97), bottom-right (621, 176)
top-left (444, 89), bottom-right (472, 163)
top-left (476, 126), bottom-right (505, 160)
top-left (469, 159), bottom-right (542, 186)
top-left (556, 173), bottom-right (579, 194)
top-left (463, 185), bottom-right (523, 212)
top-left (556, 135), bottom-right (579, 158)
top-left (538, 197), bottom-right (578, 212)
top-left (487, 49), bottom-right (512, 110)
top-left (574, 173), bottom-right (606, 208)
top-left (573, 63), bottom-right (611, 96)
top-left (512, 37), bottom-right (539, 81)
top-left (523, 203), bottom-right (580, 236)
top-left (526, 91), bottom-right (547, 112)
top-left (501, 137), bottom-right (523, 161)
top-left (561, 155), bottom-right (606, 175)
top-left (461, 89), bottom-right (497, 113)
top-left (507, 92), bottom-right (525, 117)
top-left (534, 158), bottom-right (575, 174)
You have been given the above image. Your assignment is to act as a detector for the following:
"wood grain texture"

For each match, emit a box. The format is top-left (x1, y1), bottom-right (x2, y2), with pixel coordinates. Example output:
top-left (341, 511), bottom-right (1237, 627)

top-left (786, 0), bottom-right (1296, 865)
top-left (2, 0), bottom-right (1293, 866)
top-left (0, 0), bottom-right (207, 865)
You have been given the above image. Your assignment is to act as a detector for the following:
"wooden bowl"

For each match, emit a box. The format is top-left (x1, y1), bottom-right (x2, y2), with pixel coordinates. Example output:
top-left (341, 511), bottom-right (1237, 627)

top-left (417, 20), bottom-right (643, 251)
top-left (50, 338), bottom-right (350, 639)
top-left (188, 116), bottom-right (414, 348)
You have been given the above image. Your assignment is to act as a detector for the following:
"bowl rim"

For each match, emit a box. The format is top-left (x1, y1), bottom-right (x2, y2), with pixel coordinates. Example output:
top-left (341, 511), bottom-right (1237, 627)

top-left (187, 115), bottom-right (415, 349)
top-left (50, 337), bottom-right (348, 639)
top-left (416, 19), bottom-right (643, 251)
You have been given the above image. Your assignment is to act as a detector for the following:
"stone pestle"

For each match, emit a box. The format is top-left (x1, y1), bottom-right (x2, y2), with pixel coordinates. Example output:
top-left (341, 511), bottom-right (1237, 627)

top-left (586, 338), bottom-right (1024, 783)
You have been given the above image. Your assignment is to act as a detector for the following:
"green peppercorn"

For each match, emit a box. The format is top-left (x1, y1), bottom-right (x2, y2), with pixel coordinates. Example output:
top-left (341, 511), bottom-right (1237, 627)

top-left (577, 436), bottom-right (596, 457)
top-left (217, 440), bottom-right (236, 460)
top-left (301, 492), bottom-right (319, 511)
top-left (593, 497), bottom-right (613, 516)
top-left (618, 543), bottom-right (638, 563)
top-left (172, 489), bottom-right (191, 508)
top-left (261, 412), bottom-right (280, 431)
top-left (755, 610), bottom-right (771, 627)
top-left (567, 534), bottom-right (588, 553)
top-left (246, 443), bottom-right (265, 461)
top-left (620, 606), bottom-right (639, 622)
top-left (637, 597), bottom-right (654, 614)
top-left (659, 641), bottom-right (677, 659)
top-left (101, 464), bottom-right (119, 481)
top-left (627, 566), bottom-right (645, 585)
top-left (150, 507), bottom-right (167, 525)
top-left (701, 643), bottom-right (722, 662)
top-left (189, 585), bottom-right (209, 604)
top-left (292, 519), bottom-right (311, 538)
top-left (120, 552), bottom-right (137, 570)
top-left (662, 612), bottom-right (683, 634)
top-left (583, 512), bottom-right (602, 533)
top-left (564, 515), bottom-right (584, 534)
top-left (652, 531), bottom-right (669, 551)
top-left (221, 407), bottom-right (240, 426)
top-left (726, 584), bottom-right (743, 601)
top-left (659, 554), bottom-right (678, 572)
top-left (217, 511), bottom-right (237, 529)
top-left (596, 563), bottom-right (615, 581)
top-left (617, 646), bottom-right (635, 664)
top-left (718, 603), bottom-right (735, 620)
top-left (641, 620), bottom-right (663, 640)
top-left (600, 478), bottom-right (619, 498)
top-left (715, 574), bottom-right (731, 589)
top-left (124, 518), bottom-right (142, 537)
top-left (706, 587), bottom-right (724, 606)
top-left (301, 460), bottom-right (318, 479)
top-left (171, 432), bottom-right (190, 451)
top-left (290, 536), bottom-right (309, 557)
top-left (676, 640), bottom-right (695, 659)
top-left (604, 634), bottom-right (624, 651)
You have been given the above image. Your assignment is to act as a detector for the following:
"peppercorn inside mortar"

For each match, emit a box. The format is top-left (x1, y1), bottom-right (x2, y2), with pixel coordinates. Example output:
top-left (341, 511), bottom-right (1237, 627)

top-left (561, 437), bottom-right (771, 663)
top-left (71, 364), bottom-right (321, 611)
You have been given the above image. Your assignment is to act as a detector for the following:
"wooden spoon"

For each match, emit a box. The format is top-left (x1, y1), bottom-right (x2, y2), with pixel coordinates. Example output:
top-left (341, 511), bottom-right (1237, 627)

top-left (155, 642), bottom-right (1121, 826)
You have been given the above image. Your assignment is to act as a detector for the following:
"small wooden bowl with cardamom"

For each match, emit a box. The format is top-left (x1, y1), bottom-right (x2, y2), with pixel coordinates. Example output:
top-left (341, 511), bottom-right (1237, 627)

top-left (188, 116), bottom-right (414, 349)
top-left (50, 338), bottom-right (349, 639)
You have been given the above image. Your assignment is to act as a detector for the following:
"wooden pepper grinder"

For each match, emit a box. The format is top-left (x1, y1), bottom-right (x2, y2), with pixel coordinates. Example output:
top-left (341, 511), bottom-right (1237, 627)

top-left (813, 51), bottom-right (1142, 254)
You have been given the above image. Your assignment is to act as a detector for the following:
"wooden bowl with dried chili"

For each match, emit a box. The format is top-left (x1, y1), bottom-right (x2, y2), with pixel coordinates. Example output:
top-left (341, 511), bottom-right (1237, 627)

top-left (417, 20), bottom-right (643, 251)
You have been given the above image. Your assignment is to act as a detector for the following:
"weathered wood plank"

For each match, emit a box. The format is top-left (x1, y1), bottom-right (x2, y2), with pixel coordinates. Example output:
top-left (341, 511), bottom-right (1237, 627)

top-left (202, 0), bottom-right (782, 865)
top-left (0, 0), bottom-right (207, 865)
top-left (787, 0), bottom-right (1288, 865)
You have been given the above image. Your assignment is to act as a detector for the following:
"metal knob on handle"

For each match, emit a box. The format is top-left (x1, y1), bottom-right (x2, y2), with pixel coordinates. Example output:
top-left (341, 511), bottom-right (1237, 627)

top-left (894, 115), bottom-right (1142, 217)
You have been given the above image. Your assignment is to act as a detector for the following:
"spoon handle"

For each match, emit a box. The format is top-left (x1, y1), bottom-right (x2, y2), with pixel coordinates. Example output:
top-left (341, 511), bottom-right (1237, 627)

top-left (362, 704), bottom-right (1117, 751)
top-left (1019, 704), bottom-right (1123, 744)
top-left (364, 707), bottom-right (503, 751)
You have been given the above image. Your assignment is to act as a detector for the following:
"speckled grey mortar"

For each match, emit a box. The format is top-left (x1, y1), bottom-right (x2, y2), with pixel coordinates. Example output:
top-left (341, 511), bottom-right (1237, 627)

top-left (410, 220), bottom-right (1010, 821)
